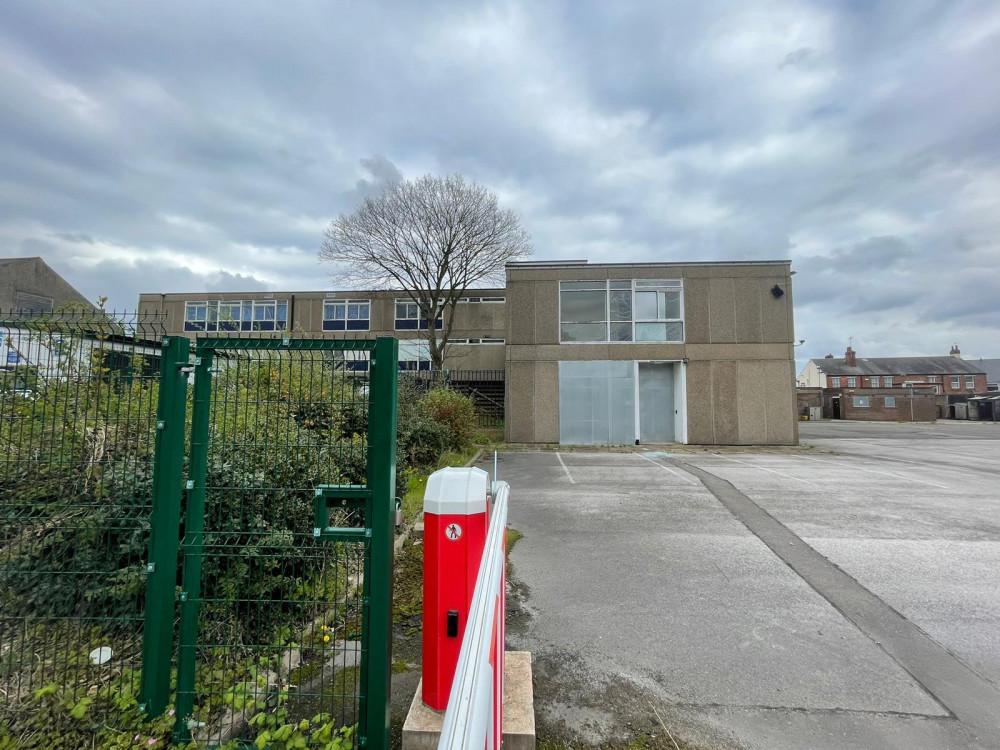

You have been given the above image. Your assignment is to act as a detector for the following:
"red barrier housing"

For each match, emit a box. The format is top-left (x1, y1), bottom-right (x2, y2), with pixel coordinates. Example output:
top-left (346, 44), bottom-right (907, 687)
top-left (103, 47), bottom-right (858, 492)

top-left (421, 467), bottom-right (491, 710)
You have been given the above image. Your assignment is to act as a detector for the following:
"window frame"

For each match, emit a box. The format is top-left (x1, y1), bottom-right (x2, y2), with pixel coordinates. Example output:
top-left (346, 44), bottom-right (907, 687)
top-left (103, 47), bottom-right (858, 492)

top-left (394, 298), bottom-right (443, 331)
top-left (884, 396), bottom-right (896, 408)
top-left (852, 395), bottom-right (870, 408)
top-left (951, 376), bottom-right (960, 390)
top-left (846, 376), bottom-right (857, 388)
top-left (184, 299), bottom-right (289, 332)
top-left (558, 279), bottom-right (684, 344)
top-left (830, 377), bottom-right (841, 388)
top-left (323, 298), bottom-right (371, 331)
top-left (870, 376), bottom-right (880, 388)
top-left (966, 376), bottom-right (975, 390)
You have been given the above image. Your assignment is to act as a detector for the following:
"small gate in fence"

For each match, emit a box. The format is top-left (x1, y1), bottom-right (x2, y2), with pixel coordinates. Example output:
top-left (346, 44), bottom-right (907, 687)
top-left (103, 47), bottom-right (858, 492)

top-left (0, 312), bottom-right (398, 750)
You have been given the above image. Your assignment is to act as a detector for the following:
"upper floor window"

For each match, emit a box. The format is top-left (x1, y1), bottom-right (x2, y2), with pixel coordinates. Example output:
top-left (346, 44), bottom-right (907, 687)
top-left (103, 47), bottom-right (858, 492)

top-left (966, 376), bottom-right (975, 390)
top-left (884, 376), bottom-right (893, 387)
top-left (951, 376), bottom-right (960, 389)
top-left (559, 279), bottom-right (683, 343)
top-left (927, 376), bottom-right (940, 383)
top-left (323, 299), bottom-right (370, 331)
top-left (847, 376), bottom-right (857, 387)
top-left (830, 377), bottom-right (841, 388)
top-left (395, 299), bottom-right (443, 331)
top-left (184, 300), bottom-right (287, 332)
top-left (458, 296), bottom-right (505, 304)
top-left (870, 376), bottom-right (880, 387)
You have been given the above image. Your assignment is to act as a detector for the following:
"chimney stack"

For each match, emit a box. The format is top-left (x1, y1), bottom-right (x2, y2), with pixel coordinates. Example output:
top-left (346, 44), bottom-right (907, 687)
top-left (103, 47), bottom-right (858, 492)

top-left (950, 344), bottom-right (961, 359)
top-left (845, 346), bottom-right (857, 367)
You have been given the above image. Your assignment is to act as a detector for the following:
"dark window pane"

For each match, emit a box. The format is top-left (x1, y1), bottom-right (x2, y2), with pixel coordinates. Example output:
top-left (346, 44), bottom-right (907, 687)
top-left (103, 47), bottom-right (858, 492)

top-left (560, 290), bottom-right (606, 323)
top-left (609, 290), bottom-right (632, 321)
top-left (610, 322), bottom-right (632, 341)
top-left (561, 322), bottom-right (605, 342)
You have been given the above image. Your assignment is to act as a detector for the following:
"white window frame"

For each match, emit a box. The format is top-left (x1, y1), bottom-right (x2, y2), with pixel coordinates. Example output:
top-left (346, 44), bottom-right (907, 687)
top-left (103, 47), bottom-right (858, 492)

top-left (951, 376), bottom-right (960, 389)
top-left (966, 376), bottom-right (975, 390)
top-left (558, 279), bottom-right (684, 344)
top-left (323, 299), bottom-right (370, 330)
top-left (852, 395), bottom-right (870, 408)
top-left (184, 299), bottom-right (287, 331)
top-left (870, 376), bottom-right (880, 388)
top-left (884, 396), bottom-right (896, 408)
top-left (830, 377), bottom-right (841, 388)
top-left (847, 376), bottom-right (857, 387)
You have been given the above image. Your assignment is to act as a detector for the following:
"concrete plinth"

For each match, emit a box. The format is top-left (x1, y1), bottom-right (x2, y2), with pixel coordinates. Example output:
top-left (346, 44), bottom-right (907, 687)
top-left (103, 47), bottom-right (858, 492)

top-left (402, 651), bottom-right (535, 750)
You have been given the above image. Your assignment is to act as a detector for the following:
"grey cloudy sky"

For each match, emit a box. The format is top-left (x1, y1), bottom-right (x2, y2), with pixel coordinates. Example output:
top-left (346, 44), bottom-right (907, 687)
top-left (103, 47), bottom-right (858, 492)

top-left (1, 1), bottom-right (998, 365)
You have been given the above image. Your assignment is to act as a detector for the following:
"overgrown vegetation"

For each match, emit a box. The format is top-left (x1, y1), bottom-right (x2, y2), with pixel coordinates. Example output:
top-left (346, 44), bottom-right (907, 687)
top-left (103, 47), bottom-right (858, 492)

top-left (0, 318), bottom-right (480, 750)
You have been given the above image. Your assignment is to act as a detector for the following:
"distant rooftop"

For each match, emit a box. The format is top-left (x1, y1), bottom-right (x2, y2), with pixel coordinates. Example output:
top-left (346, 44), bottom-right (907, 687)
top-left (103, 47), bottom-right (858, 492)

top-left (506, 259), bottom-right (791, 268)
top-left (813, 356), bottom-right (986, 377)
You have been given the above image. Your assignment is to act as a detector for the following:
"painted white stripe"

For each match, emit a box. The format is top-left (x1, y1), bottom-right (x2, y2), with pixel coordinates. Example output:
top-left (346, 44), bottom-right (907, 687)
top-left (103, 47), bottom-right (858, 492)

top-left (555, 452), bottom-right (575, 484)
top-left (794, 453), bottom-right (950, 489)
top-left (635, 452), bottom-right (700, 485)
top-left (713, 454), bottom-right (822, 488)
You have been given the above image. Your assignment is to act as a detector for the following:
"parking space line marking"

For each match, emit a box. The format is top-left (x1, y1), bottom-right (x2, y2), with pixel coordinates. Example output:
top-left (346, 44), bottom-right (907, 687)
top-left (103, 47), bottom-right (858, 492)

top-left (794, 454), bottom-right (949, 489)
top-left (555, 452), bottom-right (575, 484)
top-left (712, 454), bottom-right (821, 488)
top-left (670, 457), bottom-right (1000, 734)
top-left (635, 452), bottom-right (700, 485)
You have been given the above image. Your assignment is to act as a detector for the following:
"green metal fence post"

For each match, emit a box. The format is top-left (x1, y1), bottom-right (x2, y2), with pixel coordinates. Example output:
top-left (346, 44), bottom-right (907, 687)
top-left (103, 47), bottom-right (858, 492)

top-left (363, 337), bottom-right (398, 750)
top-left (140, 335), bottom-right (190, 716)
top-left (173, 346), bottom-right (214, 741)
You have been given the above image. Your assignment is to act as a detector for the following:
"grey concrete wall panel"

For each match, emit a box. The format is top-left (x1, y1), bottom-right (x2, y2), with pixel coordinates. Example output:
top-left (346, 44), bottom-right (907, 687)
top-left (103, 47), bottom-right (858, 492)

top-left (735, 278), bottom-right (763, 344)
top-left (684, 277), bottom-right (710, 344)
top-left (712, 360), bottom-right (740, 444)
top-left (708, 278), bottom-right (737, 343)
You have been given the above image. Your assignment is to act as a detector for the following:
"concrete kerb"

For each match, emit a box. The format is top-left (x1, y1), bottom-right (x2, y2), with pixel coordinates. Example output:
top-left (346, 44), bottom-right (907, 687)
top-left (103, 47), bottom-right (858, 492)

top-left (402, 651), bottom-right (535, 750)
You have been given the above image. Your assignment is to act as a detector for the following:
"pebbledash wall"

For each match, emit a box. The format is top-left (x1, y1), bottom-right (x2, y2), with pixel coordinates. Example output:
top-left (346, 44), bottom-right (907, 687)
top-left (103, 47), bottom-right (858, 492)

top-left (504, 260), bottom-right (798, 446)
top-left (137, 257), bottom-right (798, 446)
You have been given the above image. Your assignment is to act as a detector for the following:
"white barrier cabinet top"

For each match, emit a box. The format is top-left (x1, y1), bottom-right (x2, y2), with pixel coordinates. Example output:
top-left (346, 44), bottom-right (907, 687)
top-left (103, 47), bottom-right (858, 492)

top-left (423, 467), bottom-right (490, 516)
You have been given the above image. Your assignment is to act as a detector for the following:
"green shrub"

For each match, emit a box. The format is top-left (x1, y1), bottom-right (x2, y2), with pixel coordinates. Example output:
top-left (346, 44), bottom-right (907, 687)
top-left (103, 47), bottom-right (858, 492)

top-left (419, 388), bottom-right (476, 449)
top-left (402, 420), bottom-right (450, 467)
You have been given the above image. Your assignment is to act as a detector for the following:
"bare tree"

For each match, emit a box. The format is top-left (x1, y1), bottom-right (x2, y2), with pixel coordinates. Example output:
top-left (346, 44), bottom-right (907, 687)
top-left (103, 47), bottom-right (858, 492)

top-left (320, 174), bottom-right (532, 369)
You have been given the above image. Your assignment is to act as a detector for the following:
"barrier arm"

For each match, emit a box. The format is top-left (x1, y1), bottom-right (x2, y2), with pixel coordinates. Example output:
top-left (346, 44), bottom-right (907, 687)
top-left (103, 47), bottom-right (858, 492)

top-left (438, 481), bottom-right (510, 750)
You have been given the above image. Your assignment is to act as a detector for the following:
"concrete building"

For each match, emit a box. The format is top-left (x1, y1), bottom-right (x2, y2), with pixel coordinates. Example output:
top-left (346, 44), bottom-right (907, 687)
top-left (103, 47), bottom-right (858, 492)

top-left (798, 346), bottom-right (988, 395)
top-left (0, 257), bottom-right (92, 313)
top-left (138, 258), bottom-right (798, 446)
top-left (504, 259), bottom-right (797, 446)
top-left (137, 289), bottom-right (507, 371)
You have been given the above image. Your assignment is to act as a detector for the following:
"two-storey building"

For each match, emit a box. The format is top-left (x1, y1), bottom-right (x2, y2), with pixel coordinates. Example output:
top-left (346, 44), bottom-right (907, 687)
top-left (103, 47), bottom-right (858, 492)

top-left (798, 347), bottom-right (988, 395)
top-left (138, 257), bottom-right (799, 446)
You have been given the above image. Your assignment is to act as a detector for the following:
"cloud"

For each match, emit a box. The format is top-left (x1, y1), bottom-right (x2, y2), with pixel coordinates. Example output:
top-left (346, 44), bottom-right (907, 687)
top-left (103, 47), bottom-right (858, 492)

top-left (0, 0), bottom-right (996, 360)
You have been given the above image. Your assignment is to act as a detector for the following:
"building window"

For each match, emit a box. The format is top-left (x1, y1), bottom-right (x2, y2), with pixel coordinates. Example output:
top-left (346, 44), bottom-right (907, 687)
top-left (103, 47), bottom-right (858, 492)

top-left (966, 376), bottom-right (975, 390)
top-left (928, 376), bottom-right (939, 383)
top-left (847, 377), bottom-right (857, 387)
top-left (395, 299), bottom-right (443, 331)
top-left (870, 376), bottom-right (880, 388)
top-left (398, 340), bottom-right (432, 370)
top-left (830, 377), bottom-right (841, 388)
top-left (884, 396), bottom-right (896, 408)
top-left (323, 299), bottom-right (370, 331)
top-left (852, 396), bottom-right (870, 408)
top-left (184, 300), bottom-right (288, 332)
top-left (951, 376), bottom-right (960, 389)
top-left (884, 376), bottom-right (893, 387)
top-left (559, 279), bottom-right (684, 343)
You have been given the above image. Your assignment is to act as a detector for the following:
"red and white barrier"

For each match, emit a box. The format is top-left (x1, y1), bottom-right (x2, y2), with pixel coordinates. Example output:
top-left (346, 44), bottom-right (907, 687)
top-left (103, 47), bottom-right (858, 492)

top-left (433, 478), bottom-right (509, 750)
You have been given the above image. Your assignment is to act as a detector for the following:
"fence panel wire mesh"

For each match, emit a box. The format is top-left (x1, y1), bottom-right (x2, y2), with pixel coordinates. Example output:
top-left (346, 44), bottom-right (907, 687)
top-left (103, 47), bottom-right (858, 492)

top-left (0, 311), bottom-right (166, 738)
top-left (174, 341), bottom-right (377, 748)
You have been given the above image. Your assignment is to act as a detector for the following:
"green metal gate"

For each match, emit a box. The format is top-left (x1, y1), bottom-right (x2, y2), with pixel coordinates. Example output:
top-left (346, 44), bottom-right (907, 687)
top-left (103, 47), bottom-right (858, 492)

top-left (143, 335), bottom-right (398, 749)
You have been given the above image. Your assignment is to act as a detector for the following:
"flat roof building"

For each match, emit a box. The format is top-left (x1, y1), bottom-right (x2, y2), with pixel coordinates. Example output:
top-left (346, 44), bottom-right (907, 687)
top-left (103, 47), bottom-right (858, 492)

top-left (139, 257), bottom-right (798, 446)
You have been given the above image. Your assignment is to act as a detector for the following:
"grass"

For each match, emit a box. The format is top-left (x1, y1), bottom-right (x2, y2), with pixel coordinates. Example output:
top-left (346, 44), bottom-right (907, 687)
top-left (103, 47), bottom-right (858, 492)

top-left (401, 443), bottom-right (482, 521)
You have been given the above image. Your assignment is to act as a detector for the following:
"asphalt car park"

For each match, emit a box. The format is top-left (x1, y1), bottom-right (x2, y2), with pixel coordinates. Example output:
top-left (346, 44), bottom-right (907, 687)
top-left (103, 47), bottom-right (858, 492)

top-left (488, 421), bottom-right (1000, 749)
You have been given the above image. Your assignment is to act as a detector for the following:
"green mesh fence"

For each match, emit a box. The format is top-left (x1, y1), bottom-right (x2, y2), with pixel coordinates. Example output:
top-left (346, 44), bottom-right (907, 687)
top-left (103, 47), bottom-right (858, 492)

top-left (1, 318), bottom-right (398, 750)
top-left (0, 310), bottom-right (166, 740)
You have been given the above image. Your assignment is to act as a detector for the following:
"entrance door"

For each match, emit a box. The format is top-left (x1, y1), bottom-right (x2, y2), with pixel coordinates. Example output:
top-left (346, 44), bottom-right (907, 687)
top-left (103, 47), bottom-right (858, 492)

top-left (832, 397), bottom-right (841, 419)
top-left (638, 362), bottom-right (674, 443)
